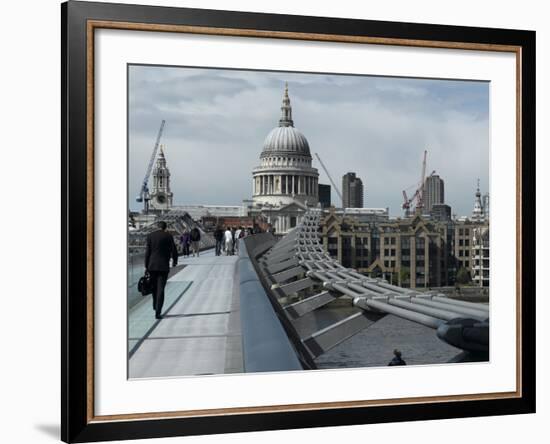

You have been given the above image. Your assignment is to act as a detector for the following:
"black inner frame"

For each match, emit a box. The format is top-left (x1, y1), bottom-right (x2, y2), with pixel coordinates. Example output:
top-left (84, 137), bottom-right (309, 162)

top-left (61, 1), bottom-right (536, 442)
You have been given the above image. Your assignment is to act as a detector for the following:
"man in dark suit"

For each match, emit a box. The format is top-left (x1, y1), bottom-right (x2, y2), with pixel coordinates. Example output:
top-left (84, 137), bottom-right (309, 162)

top-left (145, 221), bottom-right (178, 319)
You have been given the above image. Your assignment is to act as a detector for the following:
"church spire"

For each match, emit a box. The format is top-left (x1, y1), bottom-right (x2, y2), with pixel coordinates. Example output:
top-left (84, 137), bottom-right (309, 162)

top-left (150, 144), bottom-right (173, 210)
top-left (472, 178), bottom-right (484, 220)
top-left (279, 82), bottom-right (294, 127)
top-left (157, 144), bottom-right (167, 166)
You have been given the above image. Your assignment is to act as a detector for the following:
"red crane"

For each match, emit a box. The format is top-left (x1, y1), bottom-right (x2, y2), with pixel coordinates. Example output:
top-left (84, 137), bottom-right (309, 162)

top-left (416, 150), bottom-right (428, 211)
top-left (401, 150), bottom-right (434, 217)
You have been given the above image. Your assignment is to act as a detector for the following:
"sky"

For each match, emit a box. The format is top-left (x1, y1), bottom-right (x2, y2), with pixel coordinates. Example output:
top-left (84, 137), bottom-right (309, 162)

top-left (128, 65), bottom-right (489, 217)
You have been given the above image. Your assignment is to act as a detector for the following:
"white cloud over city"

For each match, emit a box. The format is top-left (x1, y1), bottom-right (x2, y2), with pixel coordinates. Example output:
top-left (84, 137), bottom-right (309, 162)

top-left (128, 65), bottom-right (489, 216)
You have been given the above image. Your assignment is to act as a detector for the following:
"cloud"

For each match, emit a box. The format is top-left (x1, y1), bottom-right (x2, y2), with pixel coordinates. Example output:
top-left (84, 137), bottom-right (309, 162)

top-left (128, 66), bottom-right (489, 216)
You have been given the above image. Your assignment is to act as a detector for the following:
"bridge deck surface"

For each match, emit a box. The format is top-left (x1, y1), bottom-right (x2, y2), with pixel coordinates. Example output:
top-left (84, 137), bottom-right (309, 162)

top-left (129, 249), bottom-right (243, 378)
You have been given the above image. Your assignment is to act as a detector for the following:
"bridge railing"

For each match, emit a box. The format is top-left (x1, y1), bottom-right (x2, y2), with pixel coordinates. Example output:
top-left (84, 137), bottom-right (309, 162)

top-left (129, 209), bottom-right (216, 251)
top-left (238, 233), bottom-right (306, 372)
top-left (249, 209), bottom-right (489, 364)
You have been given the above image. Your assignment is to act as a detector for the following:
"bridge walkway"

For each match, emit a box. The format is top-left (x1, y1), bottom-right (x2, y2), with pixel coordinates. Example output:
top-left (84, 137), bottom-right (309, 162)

top-left (128, 249), bottom-right (243, 378)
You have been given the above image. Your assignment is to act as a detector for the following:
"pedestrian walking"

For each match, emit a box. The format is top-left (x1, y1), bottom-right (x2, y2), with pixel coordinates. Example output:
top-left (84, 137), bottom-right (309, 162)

top-left (190, 227), bottom-right (201, 257)
top-left (180, 229), bottom-right (190, 257)
top-left (234, 226), bottom-right (242, 254)
top-left (224, 227), bottom-right (233, 256)
top-left (230, 227), bottom-right (236, 255)
top-left (145, 221), bottom-right (178, 319)
top-left (214, 225), bottom-right (224, 256)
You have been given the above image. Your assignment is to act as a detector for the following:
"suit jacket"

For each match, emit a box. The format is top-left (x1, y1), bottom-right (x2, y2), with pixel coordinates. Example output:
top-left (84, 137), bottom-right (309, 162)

top-left (145, 230), bottom-right (178, 272)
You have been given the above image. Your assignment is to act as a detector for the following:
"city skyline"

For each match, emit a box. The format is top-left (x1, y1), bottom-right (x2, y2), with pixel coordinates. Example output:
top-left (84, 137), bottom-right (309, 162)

top-left (129, 65), bottom-right (489, 217)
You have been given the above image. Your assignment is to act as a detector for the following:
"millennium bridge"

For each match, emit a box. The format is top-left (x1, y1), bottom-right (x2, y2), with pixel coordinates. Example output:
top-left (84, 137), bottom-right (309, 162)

top-left (128, 210), bottom-right (489, 378)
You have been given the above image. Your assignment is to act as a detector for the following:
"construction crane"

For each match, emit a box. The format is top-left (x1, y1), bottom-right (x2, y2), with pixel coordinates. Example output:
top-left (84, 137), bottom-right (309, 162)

top-left (402, 190), bottom-right (412, 216)
top-left (136, 120), bottom-right (165, 213)
top-left (402, 187), bottom-right (422, 218)
top-left (401, 150), bottom-right (434, 217)
top-left (315, 152), bottom-right (344, 206)
top-left (416, 150), bottom-right (428, 212)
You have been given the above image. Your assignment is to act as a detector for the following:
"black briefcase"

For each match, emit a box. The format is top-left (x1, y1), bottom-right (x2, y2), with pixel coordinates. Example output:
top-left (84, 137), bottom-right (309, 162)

top-left (138, 271), bottom-right (153, 296)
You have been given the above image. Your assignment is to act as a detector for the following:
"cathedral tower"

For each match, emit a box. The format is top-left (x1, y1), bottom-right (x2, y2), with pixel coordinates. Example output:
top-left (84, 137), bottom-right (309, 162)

top-left (149, 145), bottom-right (173, 211)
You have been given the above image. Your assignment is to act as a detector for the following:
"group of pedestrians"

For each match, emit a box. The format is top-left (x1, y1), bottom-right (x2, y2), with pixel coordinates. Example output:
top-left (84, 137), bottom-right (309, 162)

top-left (178, 225), bottom-right (256, 258)
top-left (214, 225), bottom-right (249, 256)
top-left (143, 222), bottom-right (257, 320)
top-left (179, 227), bottom-right (202, 258)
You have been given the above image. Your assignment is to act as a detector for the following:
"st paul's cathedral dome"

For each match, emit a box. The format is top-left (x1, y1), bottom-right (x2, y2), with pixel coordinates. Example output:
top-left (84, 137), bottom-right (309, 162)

top-left (251, 83), bottom-right (319, 220)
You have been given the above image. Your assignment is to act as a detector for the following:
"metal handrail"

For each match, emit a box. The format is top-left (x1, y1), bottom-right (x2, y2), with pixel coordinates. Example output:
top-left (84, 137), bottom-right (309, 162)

top-left (238, 234), bottom-right (308, 372)
top-left (255, 209), bottom-right (489, 355)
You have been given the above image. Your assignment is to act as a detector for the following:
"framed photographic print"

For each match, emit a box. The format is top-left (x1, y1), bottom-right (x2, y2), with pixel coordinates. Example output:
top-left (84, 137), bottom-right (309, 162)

top-left (61, 0), bottom-right (535, 442)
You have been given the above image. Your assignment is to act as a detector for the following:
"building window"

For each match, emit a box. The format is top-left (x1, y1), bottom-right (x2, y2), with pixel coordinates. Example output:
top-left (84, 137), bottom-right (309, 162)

top-left (465, 261), bottom-right (470, 268)
top-left (384, 237), bottom-right (389, 245)
top-left (465, 239), bottom-right (470, 246)
top-left (465, 229), bottom-right (470, 236)
top-left (459, 239), bottom-right (463, 246)
top-left (459, 228), bottom-right (464, 235)
top-left (465, 250), bottom-right (470, 257)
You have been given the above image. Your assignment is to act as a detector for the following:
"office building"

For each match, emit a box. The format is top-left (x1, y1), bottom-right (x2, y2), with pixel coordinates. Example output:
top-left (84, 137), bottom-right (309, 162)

top-left (318, 183), bottom-right (331, 208)
top-left (424, 174), bottom-right (445, 213)
top-left (342, 172), bottom-right (364, 208)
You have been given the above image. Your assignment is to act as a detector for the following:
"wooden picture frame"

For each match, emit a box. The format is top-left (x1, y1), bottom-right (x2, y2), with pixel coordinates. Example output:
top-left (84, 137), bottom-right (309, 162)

top-left (61, 1), bottom-right (535, 442)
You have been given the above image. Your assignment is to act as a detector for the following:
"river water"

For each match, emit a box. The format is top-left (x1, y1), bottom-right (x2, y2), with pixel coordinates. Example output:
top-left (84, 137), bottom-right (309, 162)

top-left (298, 304), bottom-right (467, 369)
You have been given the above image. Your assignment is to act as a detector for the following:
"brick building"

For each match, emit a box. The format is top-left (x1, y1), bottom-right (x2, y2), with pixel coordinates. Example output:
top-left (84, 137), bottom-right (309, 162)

top-left (321, 209), bottom-right (489, 288)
